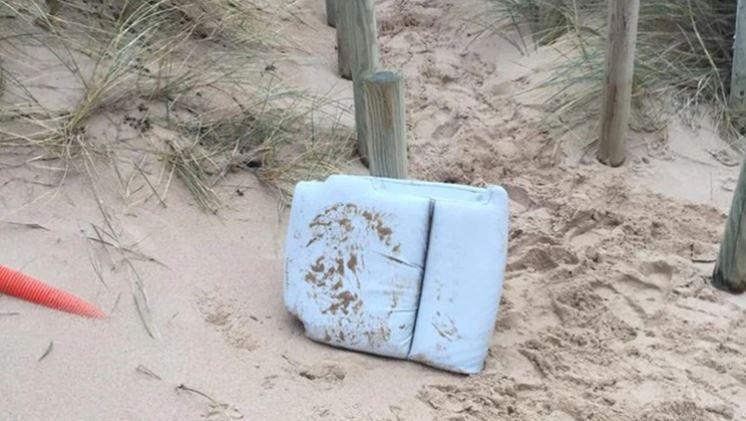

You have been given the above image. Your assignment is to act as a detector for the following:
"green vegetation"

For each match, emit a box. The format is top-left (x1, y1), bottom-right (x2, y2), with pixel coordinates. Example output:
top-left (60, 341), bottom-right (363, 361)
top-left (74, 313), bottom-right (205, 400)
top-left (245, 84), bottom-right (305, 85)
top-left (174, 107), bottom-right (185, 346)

top-left (489, 0), bottom-right (738, 139)
top-left (0, 0), bottom-right (354, 210)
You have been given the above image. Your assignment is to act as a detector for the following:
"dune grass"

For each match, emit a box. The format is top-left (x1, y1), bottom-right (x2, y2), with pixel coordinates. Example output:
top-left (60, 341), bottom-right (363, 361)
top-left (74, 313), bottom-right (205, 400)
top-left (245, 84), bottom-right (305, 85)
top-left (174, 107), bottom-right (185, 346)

top-left (487, 0), bottom-right (739, 141)
top-left (0, 0), bottom-right (355, 340)
top-left (0, 0), bottom-right (355, 210)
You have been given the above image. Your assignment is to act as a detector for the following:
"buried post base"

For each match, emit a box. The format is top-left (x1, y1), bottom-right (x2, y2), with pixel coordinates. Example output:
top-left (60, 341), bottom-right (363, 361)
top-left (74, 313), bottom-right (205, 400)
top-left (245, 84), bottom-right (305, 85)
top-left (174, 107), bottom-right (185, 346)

top-left (597, 152), bottom-right (626, 168)
top-left (713, 266), bottom-right (746, 294)
top-left (713, 158), bottom-right (746, 294)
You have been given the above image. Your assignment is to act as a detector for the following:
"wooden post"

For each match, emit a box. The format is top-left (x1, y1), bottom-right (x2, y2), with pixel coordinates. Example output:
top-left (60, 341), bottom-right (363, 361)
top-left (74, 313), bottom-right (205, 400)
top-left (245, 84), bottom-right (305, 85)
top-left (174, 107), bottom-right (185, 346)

top-left (731, 0), bottom-right (746, 108)
top-left (0, 57), bottom-right (4, 98)
top-left (597, 0), bottom-right (640, 167)
top-left (713, 158), bottom-right (746, 293)
top-left (339, 0), bottom-right (380, 160)
top-left (336, 0), bottom-right (379, 81)
top-left (360, 70), bottom-right (408, 179)
top-left (353, 80), bottom-right (370, 161)
top-left (325, 0), bottom-right (337, 28)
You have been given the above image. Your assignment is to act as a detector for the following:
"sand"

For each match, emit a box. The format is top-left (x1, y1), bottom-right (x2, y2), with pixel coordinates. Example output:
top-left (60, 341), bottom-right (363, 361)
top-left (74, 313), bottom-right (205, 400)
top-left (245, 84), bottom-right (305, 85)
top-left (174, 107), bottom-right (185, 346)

top-left (3, 0), bottom-right (746, 420)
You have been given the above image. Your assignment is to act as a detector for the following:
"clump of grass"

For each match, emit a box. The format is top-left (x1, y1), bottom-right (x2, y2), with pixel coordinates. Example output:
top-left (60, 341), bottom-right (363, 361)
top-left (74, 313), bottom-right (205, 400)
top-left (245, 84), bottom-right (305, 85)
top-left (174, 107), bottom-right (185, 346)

top-left (488, 0), bottom-right (738, 140)
top-left (1, 0), bottom-right (269, 147)
top-left (173, 91), bottom-right (356, 205)
top-left (0, 0), bottom-right (356, 339)
top-left (0, 0), bottom-right (355, 210)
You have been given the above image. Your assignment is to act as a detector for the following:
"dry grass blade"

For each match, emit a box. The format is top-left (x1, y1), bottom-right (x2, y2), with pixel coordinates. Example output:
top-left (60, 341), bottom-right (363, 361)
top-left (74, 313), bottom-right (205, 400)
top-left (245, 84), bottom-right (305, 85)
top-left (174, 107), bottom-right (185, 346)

top-left (86, 223), bottom-right (165, 266)
top-left (135, 364), bottom-right (162, 380)
top-left (109, 291), bottom-right (122, 314)
top-left (38, 340), bottom-right (54, 362)
top-left (126, 259), bottom-right (160, 339)
top-left (133, 160), bottom-right (168, 208)
top-left (86, 244), bottom-right (108, 290)
top-left (0, 220), bottom-right (51, 231)
top-left (176, 384), bottom-right (244, 420)
top-left (164, 136), bottom-right (220, 213)
top-left (1, 0), bottom-right (355, 210)
top-left (176, 383), bottom-right (217, 402)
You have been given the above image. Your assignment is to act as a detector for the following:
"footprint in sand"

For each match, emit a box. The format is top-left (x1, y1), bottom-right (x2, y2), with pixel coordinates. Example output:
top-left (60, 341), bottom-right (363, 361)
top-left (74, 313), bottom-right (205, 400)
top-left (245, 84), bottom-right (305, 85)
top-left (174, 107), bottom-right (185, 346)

top-left (636, 400), bottom-right (722, 421)
top-left (602, 259), bottom-right (675, 321)
top-left (549, 283), bottom-right (638, 342)
top-left (298, 361), bottom-right (347, 383)
top-left (197, 291), bottom-right (259, 352)
top-left (507, 245), bottom-right (579, 273)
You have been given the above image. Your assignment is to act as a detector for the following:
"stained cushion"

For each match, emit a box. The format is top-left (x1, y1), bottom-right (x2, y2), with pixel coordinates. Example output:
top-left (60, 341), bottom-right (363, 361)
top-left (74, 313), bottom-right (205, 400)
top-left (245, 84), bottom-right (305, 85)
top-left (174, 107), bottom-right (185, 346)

top-left (284, 175), bottom-right (509, 372)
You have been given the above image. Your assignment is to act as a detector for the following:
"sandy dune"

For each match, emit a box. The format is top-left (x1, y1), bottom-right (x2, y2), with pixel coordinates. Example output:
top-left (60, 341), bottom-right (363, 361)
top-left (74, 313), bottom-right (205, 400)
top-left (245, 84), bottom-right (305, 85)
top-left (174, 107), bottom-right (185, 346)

top-left (3, 0), bottom-right (746, 420)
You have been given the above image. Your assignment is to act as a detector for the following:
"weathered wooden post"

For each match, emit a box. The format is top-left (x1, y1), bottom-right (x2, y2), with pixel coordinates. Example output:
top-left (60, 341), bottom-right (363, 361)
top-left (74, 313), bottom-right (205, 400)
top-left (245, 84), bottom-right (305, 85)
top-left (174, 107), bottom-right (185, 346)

top-left (325, 0), bottom-right (337, 28)
top-left (360, 70), bottom-right (408, 179)
top-left (337, 0), bottom-right (381, 161)
top-left (597, 0), bottom-right (640, 167)
top-left (336, 0), bottom-right (379, 80)
top-left (0, 57), bottom-right (4, 98)
top-left (713, 158), bottom-right (746, 293)
top-left (732, 0), bottom-right (746, 108)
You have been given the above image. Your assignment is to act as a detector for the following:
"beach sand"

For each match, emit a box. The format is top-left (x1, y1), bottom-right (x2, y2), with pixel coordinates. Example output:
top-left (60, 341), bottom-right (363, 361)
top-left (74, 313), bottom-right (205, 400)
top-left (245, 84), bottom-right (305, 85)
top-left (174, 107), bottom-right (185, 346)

top-left (2, 0), bottom-right (746, 419)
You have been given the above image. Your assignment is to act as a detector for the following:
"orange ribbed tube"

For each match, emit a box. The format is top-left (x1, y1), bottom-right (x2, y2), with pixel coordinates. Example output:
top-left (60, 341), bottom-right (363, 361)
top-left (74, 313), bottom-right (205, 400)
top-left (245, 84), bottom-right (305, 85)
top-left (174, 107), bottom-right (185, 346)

top-left (0, 265), bottom-right (105, 318)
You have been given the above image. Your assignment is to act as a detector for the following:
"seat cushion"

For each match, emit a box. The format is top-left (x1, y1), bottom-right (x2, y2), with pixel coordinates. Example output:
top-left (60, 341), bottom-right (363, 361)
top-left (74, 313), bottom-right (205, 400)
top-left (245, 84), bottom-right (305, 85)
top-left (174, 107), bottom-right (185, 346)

top-left (408, 188), bottom-right (509, 374)
top-left (284, 176), bottom-right (431, 358)
top-left (284, 175), bottom-right (509, 372)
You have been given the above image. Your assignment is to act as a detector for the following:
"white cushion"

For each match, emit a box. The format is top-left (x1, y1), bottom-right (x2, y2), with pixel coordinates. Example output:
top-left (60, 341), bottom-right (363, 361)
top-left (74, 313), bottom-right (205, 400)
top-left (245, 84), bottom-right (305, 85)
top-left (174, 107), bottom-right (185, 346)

top-left (284, 175), bottom-right (509, 372)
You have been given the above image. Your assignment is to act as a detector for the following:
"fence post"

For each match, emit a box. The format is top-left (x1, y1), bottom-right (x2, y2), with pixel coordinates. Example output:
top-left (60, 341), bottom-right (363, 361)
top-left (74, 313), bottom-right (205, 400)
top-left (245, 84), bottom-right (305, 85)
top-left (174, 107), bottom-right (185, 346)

top-left (336, 0), bottom-right (379, 81)
top-left (713, 158), bottom-right (746, 293)
top-left (597, 0), bottom-right (640, 167)
top-left (360, 70), bottom-right (408, 179)
top-left (338, 0), bottom-right (380, 160)
top-left (325, 0), bottom-right (337, 27)
top-left (732, 0), bottom-right (746, 108)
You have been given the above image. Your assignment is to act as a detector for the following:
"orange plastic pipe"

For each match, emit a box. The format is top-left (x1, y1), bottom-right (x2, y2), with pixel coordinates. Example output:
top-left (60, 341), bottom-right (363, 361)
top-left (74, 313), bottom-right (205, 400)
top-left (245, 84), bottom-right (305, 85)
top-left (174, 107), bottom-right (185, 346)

top-left (0, 265), bottom-right (105, 318)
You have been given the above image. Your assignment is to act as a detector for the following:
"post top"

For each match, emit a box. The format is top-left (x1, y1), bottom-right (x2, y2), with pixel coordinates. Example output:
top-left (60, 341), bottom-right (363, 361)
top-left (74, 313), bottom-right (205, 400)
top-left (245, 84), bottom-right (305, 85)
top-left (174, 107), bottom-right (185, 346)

top-left (363, 70), bottom-right (402, 84)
